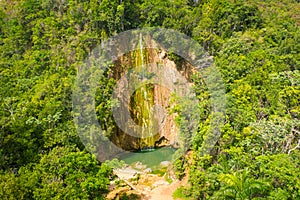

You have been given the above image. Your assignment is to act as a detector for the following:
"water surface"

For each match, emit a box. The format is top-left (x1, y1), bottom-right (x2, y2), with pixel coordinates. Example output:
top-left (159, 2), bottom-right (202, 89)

top-left (119, 147), bottom-right (177, 170)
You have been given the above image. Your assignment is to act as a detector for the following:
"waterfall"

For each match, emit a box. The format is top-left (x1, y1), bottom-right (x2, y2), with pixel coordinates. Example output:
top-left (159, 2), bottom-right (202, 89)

top-left (131, 34), bottom-right (156, 150)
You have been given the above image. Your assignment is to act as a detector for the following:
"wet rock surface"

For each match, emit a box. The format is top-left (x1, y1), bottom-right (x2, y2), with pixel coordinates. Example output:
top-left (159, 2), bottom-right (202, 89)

top-left (107, 48), bottom-right (182, 152)
top-left (107, 161), bottom-right (186, 200)
top-left (160, 161), bottom-right (171, 167)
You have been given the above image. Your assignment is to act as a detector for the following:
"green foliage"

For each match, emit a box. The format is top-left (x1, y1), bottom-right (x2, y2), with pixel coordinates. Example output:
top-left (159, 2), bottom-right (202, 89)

top-left (173, 186), bottom-right (189, 200)
top-left (104, 158), bottom-right (125, 169)
top-left (193, 0), bottom-right (263, 53)
top-left (0, 147), bottom-right (112, 200)
top-left (173, 157), bottom-right (186, 180)
top-left (0, 172), bottom-right (28, 200)
top-left (30, 147), bottom-right (111, 199)
top-left (212, 170), bottom-right (271, 199)
top-left (119, 193), bottom-right (140, 200)
top-left (0, 0), bottom-right (299, 199)
top-left (256, 153), bottom-right (300, 199)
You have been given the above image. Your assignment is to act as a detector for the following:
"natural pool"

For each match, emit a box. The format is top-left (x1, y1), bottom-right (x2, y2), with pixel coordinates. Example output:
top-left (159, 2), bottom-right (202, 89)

top-left (119, 147), bottom-right (177, 170)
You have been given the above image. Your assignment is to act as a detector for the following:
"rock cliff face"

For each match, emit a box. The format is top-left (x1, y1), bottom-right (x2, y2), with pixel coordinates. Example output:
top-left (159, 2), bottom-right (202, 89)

top-left (108, 46), bottom-right (192, 151)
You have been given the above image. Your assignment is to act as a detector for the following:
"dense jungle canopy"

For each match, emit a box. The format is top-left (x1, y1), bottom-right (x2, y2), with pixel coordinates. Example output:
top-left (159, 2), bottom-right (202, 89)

top-left (0, 0), bottom-right (299, 199)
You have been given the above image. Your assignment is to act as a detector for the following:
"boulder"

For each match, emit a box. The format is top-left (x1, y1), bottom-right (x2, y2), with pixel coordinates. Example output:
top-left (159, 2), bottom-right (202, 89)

top-left (134, 161), bottom-right (146, 170)
top-left (160, 161), bottom-right (171, 167)
top-left (144, 168), bottom-right (152, 173)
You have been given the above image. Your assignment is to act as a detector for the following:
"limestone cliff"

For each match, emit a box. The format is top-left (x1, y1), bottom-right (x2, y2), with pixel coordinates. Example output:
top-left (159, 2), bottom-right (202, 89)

top-left (108, 46), bottom-right (193, 151)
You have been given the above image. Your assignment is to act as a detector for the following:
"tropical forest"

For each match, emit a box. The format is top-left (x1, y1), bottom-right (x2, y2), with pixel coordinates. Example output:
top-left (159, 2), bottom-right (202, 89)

top-left (0, 0), bottom-right (299, 199)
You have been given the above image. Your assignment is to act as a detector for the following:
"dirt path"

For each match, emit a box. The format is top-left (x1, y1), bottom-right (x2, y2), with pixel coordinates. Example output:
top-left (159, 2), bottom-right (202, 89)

top-left (145, 174), bottom-right (188, 200)
top-left (146, 180), bottom-right (180, 200)
top-left (109, 168), bottom-right (188, 200)
top-left (107, 169), bottom-right (188, 200)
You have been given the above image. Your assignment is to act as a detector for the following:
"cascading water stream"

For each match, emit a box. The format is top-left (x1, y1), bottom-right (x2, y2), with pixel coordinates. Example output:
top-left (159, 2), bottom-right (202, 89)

top-left (132, 33), bottom-right (156, 150)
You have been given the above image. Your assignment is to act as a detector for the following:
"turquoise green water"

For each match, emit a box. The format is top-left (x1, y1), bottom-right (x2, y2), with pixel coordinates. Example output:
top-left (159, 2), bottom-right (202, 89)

top-left (119, 147), bottom-right (177, 170)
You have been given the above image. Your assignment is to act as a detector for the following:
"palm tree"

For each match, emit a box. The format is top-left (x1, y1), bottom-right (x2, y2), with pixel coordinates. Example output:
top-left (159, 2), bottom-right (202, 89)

top-left (211, 170), bottom-right (271, 200)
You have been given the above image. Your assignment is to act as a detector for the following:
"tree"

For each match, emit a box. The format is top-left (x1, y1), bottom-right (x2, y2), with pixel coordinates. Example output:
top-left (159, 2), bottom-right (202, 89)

top-left (212, 170), bottom-right (271, 199)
